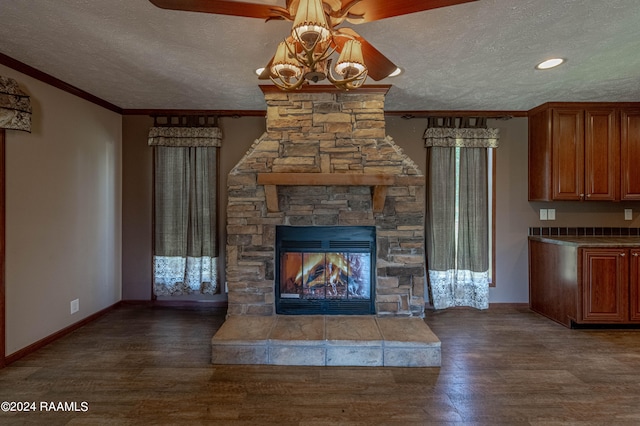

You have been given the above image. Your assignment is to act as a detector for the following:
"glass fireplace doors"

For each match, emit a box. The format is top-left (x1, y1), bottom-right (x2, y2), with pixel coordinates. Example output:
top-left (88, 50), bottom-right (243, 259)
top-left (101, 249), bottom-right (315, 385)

top-left (275, 226), bottom-right (376, 315)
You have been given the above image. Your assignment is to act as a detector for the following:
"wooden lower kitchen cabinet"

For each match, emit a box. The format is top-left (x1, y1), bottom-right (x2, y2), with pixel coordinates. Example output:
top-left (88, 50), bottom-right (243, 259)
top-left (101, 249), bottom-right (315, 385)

top-left (630, 248), bottom-right (640, 321)
top-left (581, 248), bottom-right (628, 323)
top-left (529, 236), bottom-right (640, 328)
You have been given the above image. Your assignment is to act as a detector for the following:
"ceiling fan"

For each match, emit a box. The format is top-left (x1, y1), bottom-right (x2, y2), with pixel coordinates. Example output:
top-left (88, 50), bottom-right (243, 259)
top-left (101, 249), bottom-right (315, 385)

top-left (148, 0), bottom-right (478, 90)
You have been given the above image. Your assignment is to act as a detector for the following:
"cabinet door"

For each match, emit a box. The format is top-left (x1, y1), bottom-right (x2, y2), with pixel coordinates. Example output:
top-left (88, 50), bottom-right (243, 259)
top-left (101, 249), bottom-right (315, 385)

top-left (621, 109), bottom-right (640, 200)
top-left (584, 108), bottom-right (619, 200)
top-left (581, 248), bottom-right (628, 323)
top-left (528, 108), bottom-right (553, 201)
top-left (552, 109), bottom-right (584, 200)
top-left (630, 249), bottom-right (640, 321)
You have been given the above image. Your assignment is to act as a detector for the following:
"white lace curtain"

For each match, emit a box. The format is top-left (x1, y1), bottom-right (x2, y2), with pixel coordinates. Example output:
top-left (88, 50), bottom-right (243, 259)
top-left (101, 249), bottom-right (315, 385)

top-left (149, 123), bottom-right (221, 296)
top-left (424, 118), bottom-right (499, 310)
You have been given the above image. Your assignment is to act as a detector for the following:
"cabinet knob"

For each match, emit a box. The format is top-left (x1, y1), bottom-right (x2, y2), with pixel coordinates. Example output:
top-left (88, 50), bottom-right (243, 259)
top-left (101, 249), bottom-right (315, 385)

top-left (621, 253), bottom-right (626, 257)
top-left (633, 253), bottom-right (639, 257)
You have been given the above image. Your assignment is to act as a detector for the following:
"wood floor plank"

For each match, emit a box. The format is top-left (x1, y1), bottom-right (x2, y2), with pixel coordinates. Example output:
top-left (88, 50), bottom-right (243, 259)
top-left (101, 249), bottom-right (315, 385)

top-left (2, 304), bottom-right (640, 424)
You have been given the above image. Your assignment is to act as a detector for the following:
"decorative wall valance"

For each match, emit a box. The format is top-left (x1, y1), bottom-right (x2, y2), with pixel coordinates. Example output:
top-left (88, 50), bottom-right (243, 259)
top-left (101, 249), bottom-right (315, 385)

top-left (423, 116), bottom-right (499, 148)
top-left (148, 126), bottom-right (222, 147)
top-left (0, 76), bottom-right (32, 132)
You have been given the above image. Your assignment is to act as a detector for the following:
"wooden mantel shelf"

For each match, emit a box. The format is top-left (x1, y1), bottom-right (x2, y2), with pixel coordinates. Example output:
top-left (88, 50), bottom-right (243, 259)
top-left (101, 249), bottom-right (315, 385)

top-left (256, 173), bottom-right (396, 213)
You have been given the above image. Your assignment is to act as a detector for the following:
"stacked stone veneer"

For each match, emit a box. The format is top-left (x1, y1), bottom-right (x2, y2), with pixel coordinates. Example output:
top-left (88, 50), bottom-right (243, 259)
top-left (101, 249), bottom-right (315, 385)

top-left (226, 86), bottom-right (426, 317)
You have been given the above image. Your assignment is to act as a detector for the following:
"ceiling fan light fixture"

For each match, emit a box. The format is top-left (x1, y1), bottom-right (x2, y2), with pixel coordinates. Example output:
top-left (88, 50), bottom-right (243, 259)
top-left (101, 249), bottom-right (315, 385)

top-left (291, 0), bottom-right (330, 49)
top-left (334, 39), bottom-right (366, 78)
top-left (535, 58), bottom-right (565, 70)
top-left (259, 0), bottom-right (406, 91)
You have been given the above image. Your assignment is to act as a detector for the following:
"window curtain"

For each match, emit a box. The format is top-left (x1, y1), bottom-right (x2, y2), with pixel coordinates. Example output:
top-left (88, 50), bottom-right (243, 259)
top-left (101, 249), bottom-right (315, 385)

top-left (424, 118), bottom-right (498, 310)
top-left (149, 124), bottom-right (221, 296)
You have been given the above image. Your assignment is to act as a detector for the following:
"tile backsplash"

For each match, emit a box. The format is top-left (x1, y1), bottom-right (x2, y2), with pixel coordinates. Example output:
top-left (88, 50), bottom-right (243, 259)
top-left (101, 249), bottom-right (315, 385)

top-left (528, 227), bottom-right (640, 236)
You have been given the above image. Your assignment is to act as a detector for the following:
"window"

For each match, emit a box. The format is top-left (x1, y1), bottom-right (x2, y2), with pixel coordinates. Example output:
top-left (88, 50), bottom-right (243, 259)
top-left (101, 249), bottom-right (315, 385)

top-left (453, 147), bottom-right (495, 286)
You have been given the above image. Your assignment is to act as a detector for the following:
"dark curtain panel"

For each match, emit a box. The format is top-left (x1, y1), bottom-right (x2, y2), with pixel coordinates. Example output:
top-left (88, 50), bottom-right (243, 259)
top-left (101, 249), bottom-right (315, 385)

top-left (457, 148), bottom-right (488, 273)
top-left (153, 146), bottom-right (218, 295)
top-left (425, 147), bottom-right (456, 272)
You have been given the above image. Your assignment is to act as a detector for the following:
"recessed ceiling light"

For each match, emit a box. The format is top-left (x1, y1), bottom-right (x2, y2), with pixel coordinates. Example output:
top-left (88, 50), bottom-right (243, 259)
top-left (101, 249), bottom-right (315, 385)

top-left (535, 58), bottom-right (565, 70)
top-left (255, 67), bottom-right (265, 76)
top-left (388, 67), bottom-right (402, 77)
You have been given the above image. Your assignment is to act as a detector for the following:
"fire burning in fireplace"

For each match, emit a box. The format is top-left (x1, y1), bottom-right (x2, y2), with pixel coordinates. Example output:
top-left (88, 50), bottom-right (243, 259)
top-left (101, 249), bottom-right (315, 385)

top-left (280, 252), bottom-right (371, 300)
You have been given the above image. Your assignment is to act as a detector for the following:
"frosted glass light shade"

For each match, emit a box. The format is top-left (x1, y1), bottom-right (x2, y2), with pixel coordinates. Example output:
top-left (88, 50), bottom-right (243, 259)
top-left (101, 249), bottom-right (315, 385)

top-left (271, 41), bottom-right (303, 79)
top-left (291, 0), bottom-right (330, 49)
top-left (334, 40), bottom-right (366, 77)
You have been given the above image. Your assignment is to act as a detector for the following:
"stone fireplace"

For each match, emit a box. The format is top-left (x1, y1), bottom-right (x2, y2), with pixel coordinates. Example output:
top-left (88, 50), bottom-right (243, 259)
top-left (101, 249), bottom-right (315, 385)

top-left (211, 86), bottom-right (440, 367)
top-left (226, 85), bottom-right (426, 317)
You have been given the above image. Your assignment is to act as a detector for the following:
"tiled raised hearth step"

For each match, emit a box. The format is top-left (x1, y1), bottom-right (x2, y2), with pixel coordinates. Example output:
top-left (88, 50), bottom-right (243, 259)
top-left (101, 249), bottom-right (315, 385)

top-left (211, 315), bottom-right (441, 367)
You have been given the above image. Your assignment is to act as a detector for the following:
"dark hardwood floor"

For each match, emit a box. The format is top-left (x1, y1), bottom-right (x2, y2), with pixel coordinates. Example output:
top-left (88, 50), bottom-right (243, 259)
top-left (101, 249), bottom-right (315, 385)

top-left (2, 304), bottom-right (640, 425)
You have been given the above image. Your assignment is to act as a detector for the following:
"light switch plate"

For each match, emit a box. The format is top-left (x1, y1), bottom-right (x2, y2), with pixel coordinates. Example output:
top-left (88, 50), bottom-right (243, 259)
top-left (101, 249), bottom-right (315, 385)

top-left (539, 209), bottom-right (548, 221)
top-left (625, 209), bottom-right (633, 221)
top-left (547, 209), bottom-right (556, 220)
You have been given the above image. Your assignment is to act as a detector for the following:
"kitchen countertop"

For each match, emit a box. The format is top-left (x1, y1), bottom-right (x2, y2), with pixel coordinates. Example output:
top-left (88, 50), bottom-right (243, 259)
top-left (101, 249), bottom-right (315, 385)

top-left (529, 235), bottom-right (640, 247)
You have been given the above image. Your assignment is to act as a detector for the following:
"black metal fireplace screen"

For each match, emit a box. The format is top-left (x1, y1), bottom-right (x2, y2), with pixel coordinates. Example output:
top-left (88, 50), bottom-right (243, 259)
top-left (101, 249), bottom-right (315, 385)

top-left (275, 226), bottom-right (376, 315)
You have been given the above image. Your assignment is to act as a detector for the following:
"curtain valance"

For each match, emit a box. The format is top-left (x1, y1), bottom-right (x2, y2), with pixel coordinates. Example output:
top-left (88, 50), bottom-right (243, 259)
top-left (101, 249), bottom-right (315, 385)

top-left (0, 76), bottom-right (32, 132)
top-left (148, 126), bottom-right (222, 147)
top-left (424, 127), bottom-right (499, 148)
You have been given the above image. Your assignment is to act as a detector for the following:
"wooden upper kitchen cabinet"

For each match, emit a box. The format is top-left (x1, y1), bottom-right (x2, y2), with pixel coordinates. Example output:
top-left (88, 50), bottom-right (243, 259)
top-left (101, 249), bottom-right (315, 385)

top-left (528, 102), bottom-right (640, 202)
top-left (621, 109), bottom-right (640, 200)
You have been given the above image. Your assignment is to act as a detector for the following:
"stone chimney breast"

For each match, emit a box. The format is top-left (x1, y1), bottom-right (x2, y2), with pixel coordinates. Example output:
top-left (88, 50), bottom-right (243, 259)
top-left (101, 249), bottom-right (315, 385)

top-left (226, 85), bottom-right (426, 317)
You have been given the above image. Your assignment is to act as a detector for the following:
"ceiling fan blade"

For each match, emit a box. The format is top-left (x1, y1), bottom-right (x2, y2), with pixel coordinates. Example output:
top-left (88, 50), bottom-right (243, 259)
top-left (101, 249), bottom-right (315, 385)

top-left (334, 28), bottom-right (397, 81)
top-left (148, 0), bottom-right (290, 20)
top-left (341, 0), bottom-right (477, 23)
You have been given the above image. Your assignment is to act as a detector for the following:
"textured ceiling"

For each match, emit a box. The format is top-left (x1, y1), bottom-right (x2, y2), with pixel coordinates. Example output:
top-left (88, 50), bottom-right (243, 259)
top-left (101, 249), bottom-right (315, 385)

top-left (0, 0), bottom-right (639, 112)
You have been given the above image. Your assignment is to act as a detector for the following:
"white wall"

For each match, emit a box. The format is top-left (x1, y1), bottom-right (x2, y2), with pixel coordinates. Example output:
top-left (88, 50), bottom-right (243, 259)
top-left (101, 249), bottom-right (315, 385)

top-left (489, 117), bottom-right (534, 302)
top-left (2, 64), bottom-right (122, 355)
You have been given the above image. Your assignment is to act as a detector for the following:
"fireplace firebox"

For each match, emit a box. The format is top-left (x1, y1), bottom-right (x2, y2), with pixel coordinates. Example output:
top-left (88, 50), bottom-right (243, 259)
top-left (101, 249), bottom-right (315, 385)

top-left (275, 226), bottom-right (376, 315)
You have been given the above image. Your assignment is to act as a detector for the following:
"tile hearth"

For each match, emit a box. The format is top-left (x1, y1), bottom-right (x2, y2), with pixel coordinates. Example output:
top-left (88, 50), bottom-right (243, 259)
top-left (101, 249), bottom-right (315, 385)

top-left (211, 315), bottom-right (441, 367)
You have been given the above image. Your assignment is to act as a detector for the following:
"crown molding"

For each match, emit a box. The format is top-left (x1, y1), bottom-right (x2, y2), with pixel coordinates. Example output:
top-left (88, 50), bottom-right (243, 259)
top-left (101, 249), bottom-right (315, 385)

top-left (122, 109), bottom-right (267, 117)
top-left (385, 110), bottom-right (527, 118)
top-left (0, 52), bottom-right (122, 114)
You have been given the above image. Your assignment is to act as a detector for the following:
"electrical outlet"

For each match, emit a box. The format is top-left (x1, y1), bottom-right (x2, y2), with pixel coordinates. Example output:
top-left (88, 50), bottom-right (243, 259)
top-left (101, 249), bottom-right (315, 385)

top-left (625, 209), bottom-right (633, 221)
top-left (539, 209), bottom-right (548, 221)
top-left (70, 299), bottom-right (79, 314)
top-left (547, 209), bottom-right (556, 220)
